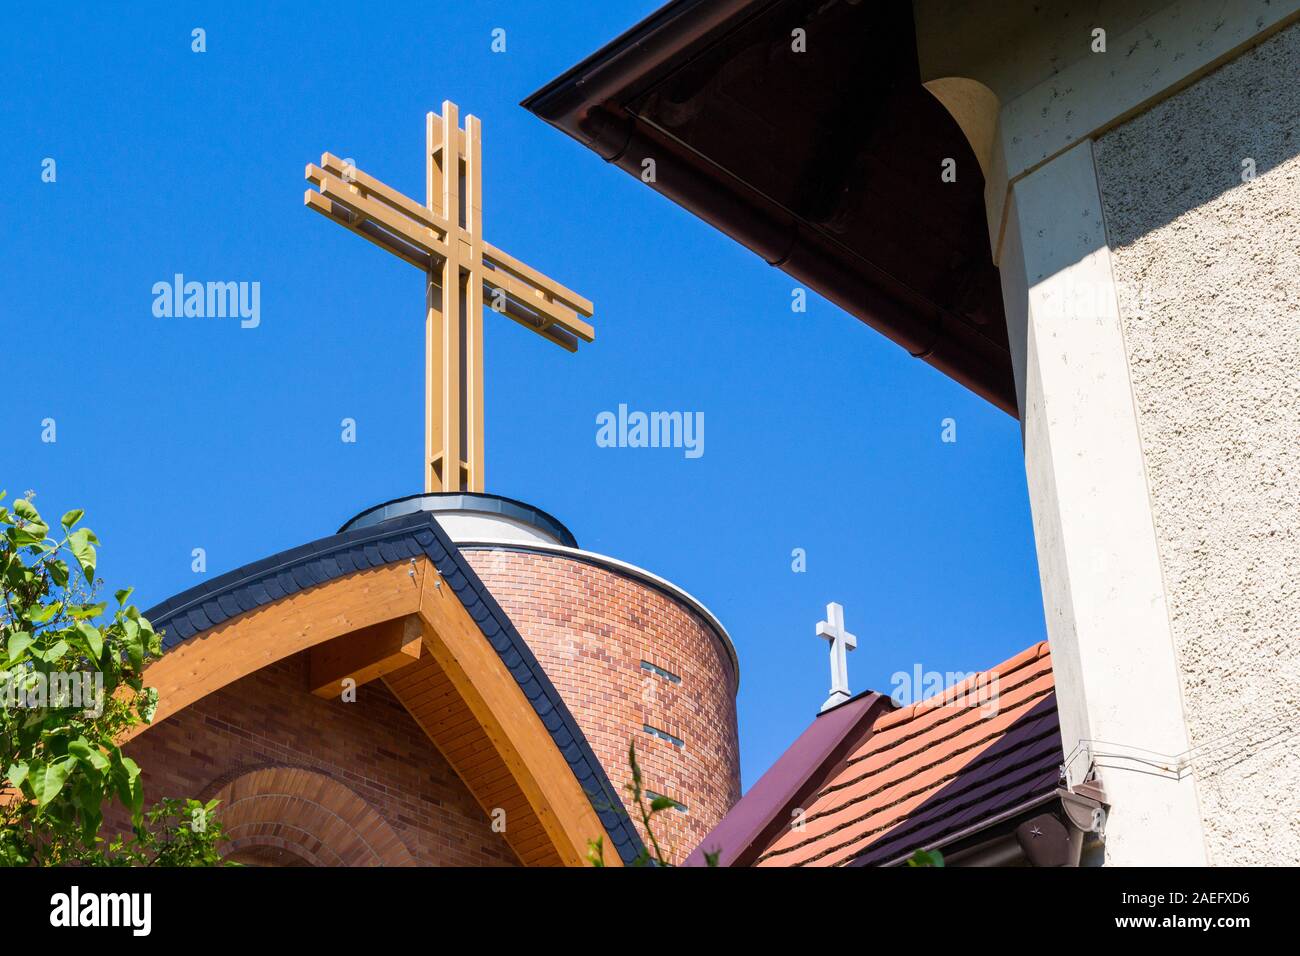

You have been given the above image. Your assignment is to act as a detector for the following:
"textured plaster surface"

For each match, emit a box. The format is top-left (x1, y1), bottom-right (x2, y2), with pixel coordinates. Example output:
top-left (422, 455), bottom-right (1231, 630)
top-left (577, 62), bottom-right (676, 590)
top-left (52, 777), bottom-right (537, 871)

top-left (1094, 21), bottom-right (1300, 865)
top-left (916, 0), bottom-right (1300, 259)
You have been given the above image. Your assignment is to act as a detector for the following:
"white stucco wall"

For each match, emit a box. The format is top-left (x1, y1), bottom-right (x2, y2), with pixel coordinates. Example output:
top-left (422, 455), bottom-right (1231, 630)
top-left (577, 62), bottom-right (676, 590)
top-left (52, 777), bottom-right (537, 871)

top-left (1093, 21), bottom-right (1300, 865)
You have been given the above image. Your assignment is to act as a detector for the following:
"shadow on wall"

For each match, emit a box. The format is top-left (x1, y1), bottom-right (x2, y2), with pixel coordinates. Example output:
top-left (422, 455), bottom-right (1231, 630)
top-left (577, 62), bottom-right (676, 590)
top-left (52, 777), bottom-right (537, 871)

top-left (1092, 21), bottom-right (1300, 247)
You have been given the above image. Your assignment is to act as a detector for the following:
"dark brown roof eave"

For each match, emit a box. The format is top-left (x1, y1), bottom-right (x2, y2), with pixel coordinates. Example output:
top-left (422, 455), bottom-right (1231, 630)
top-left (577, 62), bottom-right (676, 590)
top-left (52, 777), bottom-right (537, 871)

top-left (522, 1), bottom-right (1019, 417)
top-left (522, 0), bottom-right (759, 131)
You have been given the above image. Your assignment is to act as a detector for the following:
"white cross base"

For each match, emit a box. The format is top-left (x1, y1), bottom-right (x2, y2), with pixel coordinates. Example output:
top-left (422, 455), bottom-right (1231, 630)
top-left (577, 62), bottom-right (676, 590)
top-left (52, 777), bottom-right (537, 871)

top-left (816, 602), bottom-right (857, 712)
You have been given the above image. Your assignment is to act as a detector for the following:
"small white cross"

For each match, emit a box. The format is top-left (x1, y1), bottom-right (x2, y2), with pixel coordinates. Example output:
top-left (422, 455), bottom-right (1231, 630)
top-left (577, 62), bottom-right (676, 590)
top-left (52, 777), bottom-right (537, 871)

top-left (816, 602), bottom-right (857, 712)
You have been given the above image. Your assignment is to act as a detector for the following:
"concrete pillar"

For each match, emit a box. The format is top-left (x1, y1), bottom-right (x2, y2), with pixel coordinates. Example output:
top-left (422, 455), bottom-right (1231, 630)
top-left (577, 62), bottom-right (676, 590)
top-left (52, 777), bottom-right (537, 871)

top-left (916, 0), bottom-right (1300, 864)
top-left (999, 141), bottom-right (1207, 864)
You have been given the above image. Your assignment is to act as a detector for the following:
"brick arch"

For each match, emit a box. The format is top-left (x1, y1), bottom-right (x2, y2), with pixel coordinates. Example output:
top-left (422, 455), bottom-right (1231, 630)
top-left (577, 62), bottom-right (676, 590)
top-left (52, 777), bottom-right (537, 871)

top-left (208, 766), bottom-right (415, 867)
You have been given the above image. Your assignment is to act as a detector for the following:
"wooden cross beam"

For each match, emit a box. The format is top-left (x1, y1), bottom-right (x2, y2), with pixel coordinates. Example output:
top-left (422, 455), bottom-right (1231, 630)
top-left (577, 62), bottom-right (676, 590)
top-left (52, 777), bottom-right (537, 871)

top-left (305, 101), bottom-right (595, 493)
top-left (309, 616), bottom-right (423, 699)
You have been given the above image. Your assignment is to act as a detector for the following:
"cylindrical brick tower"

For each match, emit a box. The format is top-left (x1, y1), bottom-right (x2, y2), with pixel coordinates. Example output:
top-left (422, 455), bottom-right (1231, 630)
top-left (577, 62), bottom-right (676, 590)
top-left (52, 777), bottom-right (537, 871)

top-left (341, 493), bottom-right (741, 863)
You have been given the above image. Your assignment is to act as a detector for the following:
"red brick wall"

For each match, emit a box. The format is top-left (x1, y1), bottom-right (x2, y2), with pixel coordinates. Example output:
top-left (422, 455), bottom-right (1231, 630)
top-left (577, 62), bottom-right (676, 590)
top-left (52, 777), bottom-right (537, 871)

top-left (109, 654), bottom-right (516, 866)
top-left (463, 548), bottom-right (742, 863)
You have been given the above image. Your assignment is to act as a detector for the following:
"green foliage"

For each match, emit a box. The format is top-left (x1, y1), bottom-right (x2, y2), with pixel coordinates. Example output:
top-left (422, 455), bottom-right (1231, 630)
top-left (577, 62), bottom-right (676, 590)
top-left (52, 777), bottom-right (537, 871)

top-left (906, 848), bottom-right (945, 867)
top-left (587, 740), bottom-right (720, 868)
top-left (60, 798), bottom-right (232, 867)
top-left (140, 799), bottom-right (229, 867)
top-left (0, 491), bottom-right (228, 866)
top-left (627, 740), bottom-right (672, 866)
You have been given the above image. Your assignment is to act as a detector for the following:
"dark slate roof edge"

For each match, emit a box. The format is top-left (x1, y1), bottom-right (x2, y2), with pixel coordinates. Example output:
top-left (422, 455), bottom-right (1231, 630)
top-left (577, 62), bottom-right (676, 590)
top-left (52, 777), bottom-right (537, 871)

top-left (338, 491), bottom-right (579, 549)
top-left (143, 516), bottom-right (432, 635)
top-left (143, 511), bottom-right (645, 865)
top-left (413, 518), bottom-right (644, 864)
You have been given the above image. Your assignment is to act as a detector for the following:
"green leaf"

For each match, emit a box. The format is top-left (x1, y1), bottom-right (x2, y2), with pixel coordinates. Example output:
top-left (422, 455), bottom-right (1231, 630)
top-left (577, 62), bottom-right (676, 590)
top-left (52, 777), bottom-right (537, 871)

top-left (67, 528), bottom-right (98, 583)
top-left (114, 587), bottom-right (134, 606)
top-left (144, 625), bottom-right (161, 658)
top-left (649, 796), bottom-right (678, 813)
top-left (112, 754), bottom-right (143, 817)
top-left (906, 848), bottom-right (945, 868)
top-left (6, 632), bottom-right (33, 664)
top-left (46, 559), bottom-right (69, 588)
top-left (75, 621), bottom-right (103, 660)
top-left (69, 737), bottom-right (110, 773)
top-left (122, 618), bottom-right (144, 670)
top-left (60, 509), bottom-right (84, 531)
top-left (6, 762), bottom-right (29, 788)
top-left (68, 601), bottom-right (105, 620)
top-left (10, 527), bottom-right (45, 548)
top-left (11, 499), bottom-right (48, 543)
top-left (138, 687), bottom-right (159, 723)
top-left (72, 774), bottom-right (103, 841)
top-left (29, 757), bottom-right (76, 807)
top-left (29, 602), bottom-right (61, 624)
top-left (628, 741), bottom-right (642, 787)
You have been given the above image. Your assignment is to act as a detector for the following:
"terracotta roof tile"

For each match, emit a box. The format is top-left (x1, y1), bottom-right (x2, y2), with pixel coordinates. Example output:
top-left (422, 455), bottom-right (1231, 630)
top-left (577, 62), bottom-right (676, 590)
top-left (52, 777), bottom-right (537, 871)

top-left (755, 641), bottom-right (1061, 866)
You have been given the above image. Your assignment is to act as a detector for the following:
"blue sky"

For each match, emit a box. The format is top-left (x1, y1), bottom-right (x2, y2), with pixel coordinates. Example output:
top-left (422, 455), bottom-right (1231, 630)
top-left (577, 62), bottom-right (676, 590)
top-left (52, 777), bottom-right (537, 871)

top-left (2, 1), bottom-right (1045, 788)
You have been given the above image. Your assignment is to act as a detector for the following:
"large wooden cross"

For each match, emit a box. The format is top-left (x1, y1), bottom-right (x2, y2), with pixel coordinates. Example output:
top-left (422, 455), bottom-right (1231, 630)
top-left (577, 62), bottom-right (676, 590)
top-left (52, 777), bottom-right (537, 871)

top-left (305, 101), bottom-right (595, 493)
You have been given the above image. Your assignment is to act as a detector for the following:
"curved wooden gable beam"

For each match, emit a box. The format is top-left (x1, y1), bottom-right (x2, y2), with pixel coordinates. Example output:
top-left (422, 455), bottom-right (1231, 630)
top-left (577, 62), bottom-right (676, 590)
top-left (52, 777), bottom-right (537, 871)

top-left (132, 561), bottom-right (423, 732)
top-left (129, 556), bottom-right (620, 867)
top-left (408, 569), bottom-right (614, 866)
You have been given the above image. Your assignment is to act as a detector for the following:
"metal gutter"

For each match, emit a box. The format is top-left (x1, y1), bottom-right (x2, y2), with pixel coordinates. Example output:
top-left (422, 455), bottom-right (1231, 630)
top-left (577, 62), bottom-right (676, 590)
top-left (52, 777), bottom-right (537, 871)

top-left (874, 790), bottom-right (1061, 867)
